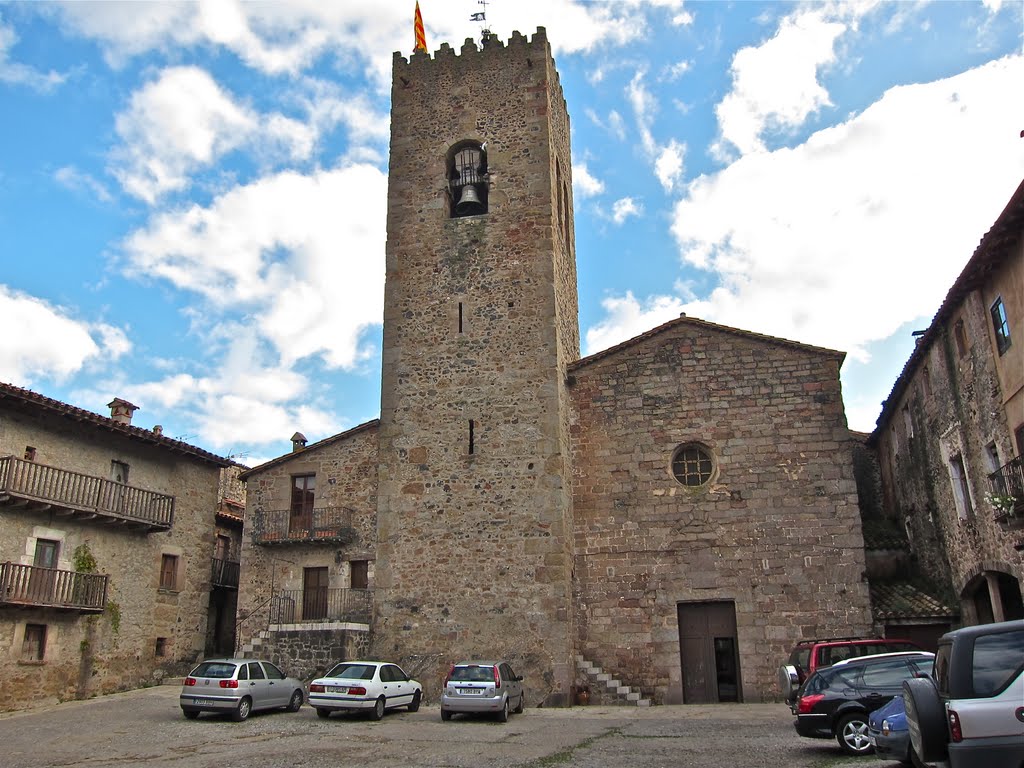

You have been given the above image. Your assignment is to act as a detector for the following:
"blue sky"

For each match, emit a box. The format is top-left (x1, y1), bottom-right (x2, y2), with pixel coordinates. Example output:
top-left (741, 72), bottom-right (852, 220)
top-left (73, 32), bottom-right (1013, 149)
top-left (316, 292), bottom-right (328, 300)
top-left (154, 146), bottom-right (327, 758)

top-left (1, 0), bottom-right (1021, 467)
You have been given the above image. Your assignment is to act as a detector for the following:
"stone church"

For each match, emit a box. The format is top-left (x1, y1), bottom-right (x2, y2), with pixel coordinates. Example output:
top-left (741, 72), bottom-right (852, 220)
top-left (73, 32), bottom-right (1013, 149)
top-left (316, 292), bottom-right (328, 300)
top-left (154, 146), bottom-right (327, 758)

top-left (235, 27), bottom-right (871, 705)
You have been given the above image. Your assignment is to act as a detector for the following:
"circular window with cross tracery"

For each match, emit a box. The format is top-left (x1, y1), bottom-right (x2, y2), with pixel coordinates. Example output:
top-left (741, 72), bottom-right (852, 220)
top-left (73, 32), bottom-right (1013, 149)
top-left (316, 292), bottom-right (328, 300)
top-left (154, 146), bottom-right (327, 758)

top-left (671, 444), bottom-right (715, 487)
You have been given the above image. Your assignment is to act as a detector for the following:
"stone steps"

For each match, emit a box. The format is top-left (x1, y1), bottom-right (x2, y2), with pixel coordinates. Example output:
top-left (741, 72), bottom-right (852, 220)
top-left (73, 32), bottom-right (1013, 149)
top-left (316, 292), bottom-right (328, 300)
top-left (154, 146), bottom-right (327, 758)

top-left (576, 655), bottom-right (651, 707)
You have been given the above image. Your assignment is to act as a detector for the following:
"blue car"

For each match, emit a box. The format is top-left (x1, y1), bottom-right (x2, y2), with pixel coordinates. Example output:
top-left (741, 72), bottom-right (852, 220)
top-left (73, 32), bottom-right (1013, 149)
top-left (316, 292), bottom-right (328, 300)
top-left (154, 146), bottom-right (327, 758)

top-left (868, 695), bottom-right (921, 766)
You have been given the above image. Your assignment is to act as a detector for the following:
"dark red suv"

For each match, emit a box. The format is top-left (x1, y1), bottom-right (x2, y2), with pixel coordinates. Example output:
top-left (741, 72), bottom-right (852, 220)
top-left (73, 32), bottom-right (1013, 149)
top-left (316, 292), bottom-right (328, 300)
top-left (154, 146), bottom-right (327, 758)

top-left (779, 637), bottom-right (922, 704)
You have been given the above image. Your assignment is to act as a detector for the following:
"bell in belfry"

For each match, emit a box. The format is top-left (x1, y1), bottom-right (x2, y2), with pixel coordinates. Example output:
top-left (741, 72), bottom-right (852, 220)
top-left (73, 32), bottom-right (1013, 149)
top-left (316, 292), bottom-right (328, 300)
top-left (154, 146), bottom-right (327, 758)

top-left (455, 183), bottom-right (485, 215)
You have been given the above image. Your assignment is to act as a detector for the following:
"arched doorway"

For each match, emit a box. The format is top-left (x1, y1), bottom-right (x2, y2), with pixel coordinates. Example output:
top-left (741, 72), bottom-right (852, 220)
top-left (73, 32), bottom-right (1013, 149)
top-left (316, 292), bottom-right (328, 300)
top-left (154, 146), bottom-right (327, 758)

top-left (962, 570), bottom-right (1024, 624)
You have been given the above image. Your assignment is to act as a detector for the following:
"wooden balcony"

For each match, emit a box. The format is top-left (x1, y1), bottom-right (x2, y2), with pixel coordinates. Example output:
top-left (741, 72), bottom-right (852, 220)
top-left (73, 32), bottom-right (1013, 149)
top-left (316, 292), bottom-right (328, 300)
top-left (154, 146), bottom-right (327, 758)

top-left (253, 506), bottom-right (356, 545)
top-left (269, 587), bottom-right (372, 624)
top-left (211, 557), bottom-right (239, 589)
top-left (0, 562), bottom-right (108, 612)
top-left (0, 455), bottom-right (174, 532)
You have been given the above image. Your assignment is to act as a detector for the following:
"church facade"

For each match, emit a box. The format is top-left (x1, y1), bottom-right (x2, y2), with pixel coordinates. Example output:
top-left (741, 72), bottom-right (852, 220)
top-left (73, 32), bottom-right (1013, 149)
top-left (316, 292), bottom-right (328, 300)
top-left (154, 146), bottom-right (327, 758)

top-left (235, 27), bottom-right (871, 705)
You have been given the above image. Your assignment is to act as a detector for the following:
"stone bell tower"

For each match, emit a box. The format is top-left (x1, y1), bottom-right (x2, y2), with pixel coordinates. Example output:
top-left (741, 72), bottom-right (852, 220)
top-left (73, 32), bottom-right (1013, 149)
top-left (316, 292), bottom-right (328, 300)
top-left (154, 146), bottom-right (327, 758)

top-left (375, 27), bottom-right (580, 705)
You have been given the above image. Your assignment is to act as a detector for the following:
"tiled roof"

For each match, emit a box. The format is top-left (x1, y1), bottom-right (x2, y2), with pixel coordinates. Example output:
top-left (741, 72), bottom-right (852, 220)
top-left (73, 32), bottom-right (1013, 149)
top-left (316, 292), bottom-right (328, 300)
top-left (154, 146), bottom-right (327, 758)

top-left (870, 177), bottom-right (1024, 441)
top-left (871, 581), bottom-right (957, 620)
top-left (237, 419), bottom-right (380, 480)
top-left (0, 380), bottom-right (232, 467)
top-left (568, 314), bottom-right (844, 374)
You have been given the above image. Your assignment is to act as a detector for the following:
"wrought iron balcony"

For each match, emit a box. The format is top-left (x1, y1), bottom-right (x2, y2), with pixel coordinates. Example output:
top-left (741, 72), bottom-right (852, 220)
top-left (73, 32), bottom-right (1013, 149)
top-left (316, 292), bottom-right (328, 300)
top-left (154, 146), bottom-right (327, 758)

top-left (211, 557), bottom-right (240, 588)
top-left (0, 562), bottom-right (108, 612)
top-left (0, 455), bottom-right (174, 531)
top-left (988, 456), bottom-right (1024, 526)
top-left (268, 587), bottom-right (372, 624)
top-left (253, 506), bottom-right (356, 545)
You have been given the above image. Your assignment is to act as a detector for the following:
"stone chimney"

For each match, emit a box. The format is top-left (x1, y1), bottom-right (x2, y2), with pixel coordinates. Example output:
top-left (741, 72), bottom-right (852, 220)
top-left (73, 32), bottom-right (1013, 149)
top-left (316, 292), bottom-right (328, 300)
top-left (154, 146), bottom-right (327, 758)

top-left (291, 432), bottom-right (307, 452)
top-left (107, 398), bottom-right (139, 426)
top-left (153, 425), bottom-right (163, 436)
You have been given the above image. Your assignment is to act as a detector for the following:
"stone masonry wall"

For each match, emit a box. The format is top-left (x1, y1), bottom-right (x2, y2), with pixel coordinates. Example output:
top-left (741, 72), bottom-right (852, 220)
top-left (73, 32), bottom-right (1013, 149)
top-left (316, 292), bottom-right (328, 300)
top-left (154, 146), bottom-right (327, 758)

top-left (375, 28), bottom-right (577, 704)
top-left (0, 405), bottom-right (223, 711)
top-left (236, 423), bottom-right (379, 652)
top-left (569, 319), bottom-right (871, 704)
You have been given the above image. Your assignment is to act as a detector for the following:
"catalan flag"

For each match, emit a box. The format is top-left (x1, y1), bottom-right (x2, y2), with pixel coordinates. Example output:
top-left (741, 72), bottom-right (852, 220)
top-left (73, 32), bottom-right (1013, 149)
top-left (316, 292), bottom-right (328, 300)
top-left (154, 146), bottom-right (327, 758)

top-left (414, 2), bottom-right (427, 53)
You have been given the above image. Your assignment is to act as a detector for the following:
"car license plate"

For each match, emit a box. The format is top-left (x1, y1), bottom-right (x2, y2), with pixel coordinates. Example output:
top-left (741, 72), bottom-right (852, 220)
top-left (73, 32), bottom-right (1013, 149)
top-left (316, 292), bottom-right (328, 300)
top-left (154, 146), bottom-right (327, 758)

top-left (192, 699), bottom-right (215, 706)
top-left (460, 688), bottom-right (482, 695)
top-left (327, 686), bottom-right (348, 693)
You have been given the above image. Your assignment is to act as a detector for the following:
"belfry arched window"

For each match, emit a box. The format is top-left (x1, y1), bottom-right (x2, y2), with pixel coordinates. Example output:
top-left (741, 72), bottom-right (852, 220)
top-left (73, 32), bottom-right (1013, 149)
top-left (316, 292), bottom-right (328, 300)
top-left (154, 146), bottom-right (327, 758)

top-left (449, 141), bottom-right (488, 218)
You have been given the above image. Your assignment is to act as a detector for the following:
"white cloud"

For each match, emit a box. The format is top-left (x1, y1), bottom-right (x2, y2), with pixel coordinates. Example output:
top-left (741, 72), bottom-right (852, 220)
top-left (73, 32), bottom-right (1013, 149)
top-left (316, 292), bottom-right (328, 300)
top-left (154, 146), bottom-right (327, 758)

top-left (54, 166), bottom-right (114, 203)
top-left (121, 162), bottom-right (387, 371)
top-left (668, 55), bottom-right (1024, 364)
top-left (714, 8), bottom-right (846, 157)
top-left (612, 197), bottom-right (643, 224)
top-left (0, 286), bottom-right (130, 384)
top-left (573, 162), bottom-right (605, 197)
top-left (0, 16), bottom-right (65, 90)
top-left (584, 291), bottom-right (686, 355)
top-left (655, 140), bottom-right (686, 193)
top-left (627, 68), bottom-right (658, 156)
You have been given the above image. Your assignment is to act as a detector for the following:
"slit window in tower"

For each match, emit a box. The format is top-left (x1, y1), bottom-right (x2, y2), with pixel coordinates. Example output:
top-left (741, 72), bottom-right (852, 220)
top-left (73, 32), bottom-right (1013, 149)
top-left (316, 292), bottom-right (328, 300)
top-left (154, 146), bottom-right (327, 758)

top-left (449, 143), bottom-right (488, 218)
top-left (469, 419), bottom-right (475, 455)
top-left (458, 302), bottom-right (464, 333)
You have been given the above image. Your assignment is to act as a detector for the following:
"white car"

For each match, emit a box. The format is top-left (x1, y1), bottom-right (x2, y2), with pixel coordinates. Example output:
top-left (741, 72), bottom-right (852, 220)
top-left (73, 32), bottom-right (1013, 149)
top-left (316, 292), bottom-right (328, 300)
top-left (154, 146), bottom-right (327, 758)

top-left (308, 660), bottom-right (422, 720)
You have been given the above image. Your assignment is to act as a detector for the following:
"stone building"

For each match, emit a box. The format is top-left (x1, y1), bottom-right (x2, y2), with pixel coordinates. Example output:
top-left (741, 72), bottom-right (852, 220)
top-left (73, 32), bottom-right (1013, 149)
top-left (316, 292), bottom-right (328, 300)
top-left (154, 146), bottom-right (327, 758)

top-left (869, 178), bottom-right (1024, 628)
top-left (236, 27), bottom-right (873, 706)
top-left (0, 382), bottom-right (234, 711)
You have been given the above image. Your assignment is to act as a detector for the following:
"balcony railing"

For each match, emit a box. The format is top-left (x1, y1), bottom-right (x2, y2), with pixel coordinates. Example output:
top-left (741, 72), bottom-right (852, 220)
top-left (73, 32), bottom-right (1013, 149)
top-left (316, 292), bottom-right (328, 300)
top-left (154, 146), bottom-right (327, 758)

top-left (0, 456), bottom-right (174, 531)
top-left (0, 562), bottom-right (108, 612)
top-left (989, 456), bottom-right (1024, 527)
top-left (269, 587), bottom-right (372, 624)
top-left (253, 506), bottom-right (356, 545)
top-left (211, 557), bottom-right (240, 588)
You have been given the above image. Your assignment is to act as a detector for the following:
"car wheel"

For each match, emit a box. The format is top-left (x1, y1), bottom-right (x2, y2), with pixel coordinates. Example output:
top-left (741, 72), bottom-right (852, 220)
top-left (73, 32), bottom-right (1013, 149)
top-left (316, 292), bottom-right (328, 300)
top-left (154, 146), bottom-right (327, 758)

top-left (513, 692), bottom-right (524, 714)
top-left (903, 677), bottom-right (949, 764)
top-left (182, 709), bottom-right (200, 720)
top-left (441, 709), bottom-right (452, 722)
top-left (497, 698), bottom-right (509, 723)
top-left (835, 712), bottom-right (873, 755)
top-left (371, 696), bottom-right (385, 721)
top-left (231, 697), bottom-right (252, 722)
top-left (315, 708), bottom-right (330, 719)
top-left (287, 689), bottom-right (303, 712)
top-left (408, 691), bottom-right (421, 712)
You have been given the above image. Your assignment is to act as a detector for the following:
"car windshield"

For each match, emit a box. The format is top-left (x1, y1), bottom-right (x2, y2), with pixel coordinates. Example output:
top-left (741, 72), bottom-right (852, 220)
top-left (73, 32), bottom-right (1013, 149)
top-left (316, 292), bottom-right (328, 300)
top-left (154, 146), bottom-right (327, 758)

top-left (190, 662), bottom-right (237, 679)
top-left (324, 663), bottom-right (376, 680)
top-left (450, 665), bottom-right (496, 682)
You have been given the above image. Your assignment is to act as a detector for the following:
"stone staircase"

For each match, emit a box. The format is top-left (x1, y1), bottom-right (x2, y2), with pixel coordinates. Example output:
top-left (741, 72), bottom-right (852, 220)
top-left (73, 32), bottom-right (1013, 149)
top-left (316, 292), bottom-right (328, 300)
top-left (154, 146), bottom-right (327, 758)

top-left (576, 655), bottom-right (651, 706)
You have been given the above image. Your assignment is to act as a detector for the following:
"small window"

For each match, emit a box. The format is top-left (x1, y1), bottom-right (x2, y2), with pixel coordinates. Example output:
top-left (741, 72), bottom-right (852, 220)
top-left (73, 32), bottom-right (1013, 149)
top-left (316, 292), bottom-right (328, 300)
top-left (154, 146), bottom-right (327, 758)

top-left (953, 318), bottom-right (968, 358)
top-left (110, 460), bottom-right (130, 485)
top-left (351, 560), bottom-right (369, 590)
top-left (449, 142), bottom-right (488, 217)
top-left (159, 554), bottom-right (179, 590)
top-left (990, 297), bottom-right (1012, 355)
top-left (922, 366), bottom-right (931, 397)
top-left (671, 444), bottom-right (714, 487)
top-left (23, 624), bottom-right (46, 660)
top-left (24, 446), bottom-right (36, 461)
top-left (155, 637), bottom-right (167, 657)
top-left (902, 405), bottom-right (913, 441)
top-left (290, 474), bottom-right (315, 533)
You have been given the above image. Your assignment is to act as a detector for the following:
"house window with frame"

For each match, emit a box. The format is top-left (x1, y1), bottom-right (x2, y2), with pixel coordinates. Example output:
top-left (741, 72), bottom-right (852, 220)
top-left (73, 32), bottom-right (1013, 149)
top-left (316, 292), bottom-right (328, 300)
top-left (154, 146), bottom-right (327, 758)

top-left (990, 297), bottom-right (1012, 355)
top-left (290, 474), bottom-right (315, 533)
top-left (949, 453), bottom-right (973, 520)
top-left (23, 624), bottom-right (46, 661)
top-left (671, 444), bottom-right (715, 487)
top-left (350, 560), bottom-right (369, 590)
top-left (953, 318), bottom-right (968, 358)
top-left (159, 554), bottom-right (179, 590)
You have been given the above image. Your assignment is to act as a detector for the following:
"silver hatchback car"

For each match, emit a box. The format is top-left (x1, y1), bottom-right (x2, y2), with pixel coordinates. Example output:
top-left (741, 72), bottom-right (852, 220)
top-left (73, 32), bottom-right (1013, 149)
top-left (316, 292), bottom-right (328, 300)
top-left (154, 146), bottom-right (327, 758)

top-left (441, 660), bottom-right (525, 722)
top-left (180, 658), bottom-right (305, 721)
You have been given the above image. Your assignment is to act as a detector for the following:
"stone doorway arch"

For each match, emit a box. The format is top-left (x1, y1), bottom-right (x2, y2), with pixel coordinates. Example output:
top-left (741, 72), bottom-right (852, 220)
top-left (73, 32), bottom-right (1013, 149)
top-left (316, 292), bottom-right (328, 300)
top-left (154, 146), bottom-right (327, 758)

top-left (960, 566), bottom-right (1024, 624)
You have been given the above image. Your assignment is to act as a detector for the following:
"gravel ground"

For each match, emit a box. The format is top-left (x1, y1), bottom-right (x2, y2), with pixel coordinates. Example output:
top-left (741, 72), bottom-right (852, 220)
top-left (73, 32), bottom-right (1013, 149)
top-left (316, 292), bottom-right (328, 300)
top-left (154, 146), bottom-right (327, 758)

top-left (0, 685), bottom-right (909, 768)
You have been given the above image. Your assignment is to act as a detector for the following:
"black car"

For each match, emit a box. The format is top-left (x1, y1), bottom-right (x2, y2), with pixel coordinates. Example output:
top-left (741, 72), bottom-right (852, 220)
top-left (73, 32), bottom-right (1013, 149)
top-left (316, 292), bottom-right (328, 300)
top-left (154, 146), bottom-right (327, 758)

top-left (793, 651), bottom-right (934, 755)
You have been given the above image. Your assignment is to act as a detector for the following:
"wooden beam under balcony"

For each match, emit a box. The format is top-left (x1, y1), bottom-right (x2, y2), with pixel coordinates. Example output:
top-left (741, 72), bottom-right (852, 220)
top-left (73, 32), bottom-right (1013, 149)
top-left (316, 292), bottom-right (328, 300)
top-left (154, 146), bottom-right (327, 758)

top-left (0, 455), bottom-right (174, 532)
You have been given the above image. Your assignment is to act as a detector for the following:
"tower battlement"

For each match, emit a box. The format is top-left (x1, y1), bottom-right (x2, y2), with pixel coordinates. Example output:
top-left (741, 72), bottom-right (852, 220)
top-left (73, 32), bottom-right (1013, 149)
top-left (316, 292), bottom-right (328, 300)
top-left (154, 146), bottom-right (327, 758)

top-left (392, 27), bottom-right (565, 112)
